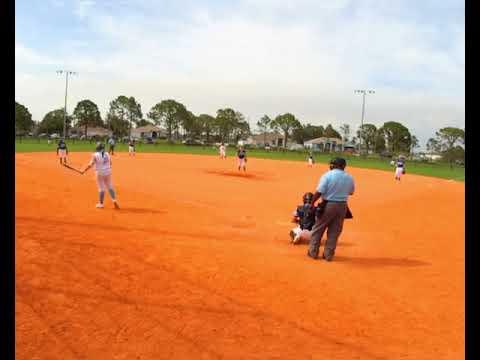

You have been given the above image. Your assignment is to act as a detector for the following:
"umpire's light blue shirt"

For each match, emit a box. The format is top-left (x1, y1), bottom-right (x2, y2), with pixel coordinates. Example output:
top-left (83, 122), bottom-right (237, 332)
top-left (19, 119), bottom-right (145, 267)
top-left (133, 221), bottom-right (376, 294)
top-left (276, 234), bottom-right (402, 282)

top-left (317, 169), bottom-right (355, 202)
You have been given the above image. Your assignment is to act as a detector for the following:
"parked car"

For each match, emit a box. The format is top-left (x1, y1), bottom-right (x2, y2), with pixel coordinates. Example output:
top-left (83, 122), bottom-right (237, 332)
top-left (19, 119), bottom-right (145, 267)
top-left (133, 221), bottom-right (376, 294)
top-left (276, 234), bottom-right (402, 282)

top-left (143, 137), bottom-right (155, 144)
top-left (182, 139), bottom-right (204, 146)
top-left (50, 133), bottom-right (60, 139)
top-left (69, 134), bottom-right (79, 139)
top-left (38, 133), bottom-right (48, 138)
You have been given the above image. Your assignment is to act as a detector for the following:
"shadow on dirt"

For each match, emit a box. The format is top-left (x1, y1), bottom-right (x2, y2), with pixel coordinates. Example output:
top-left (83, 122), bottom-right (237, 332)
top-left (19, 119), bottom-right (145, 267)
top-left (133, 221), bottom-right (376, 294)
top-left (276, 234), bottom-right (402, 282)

top-left (119, 207), bottom-right (167, 215)
top-left (204, 169), bottom-right (266, 180)
top-left (333, 256), bottom-right (430, 268)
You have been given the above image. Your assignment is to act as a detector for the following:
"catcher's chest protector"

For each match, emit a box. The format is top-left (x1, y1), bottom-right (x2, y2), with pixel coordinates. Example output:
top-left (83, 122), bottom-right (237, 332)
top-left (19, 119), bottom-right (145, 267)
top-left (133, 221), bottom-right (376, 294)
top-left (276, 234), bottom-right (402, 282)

top-left (297, 204), bottom-right (316, 230)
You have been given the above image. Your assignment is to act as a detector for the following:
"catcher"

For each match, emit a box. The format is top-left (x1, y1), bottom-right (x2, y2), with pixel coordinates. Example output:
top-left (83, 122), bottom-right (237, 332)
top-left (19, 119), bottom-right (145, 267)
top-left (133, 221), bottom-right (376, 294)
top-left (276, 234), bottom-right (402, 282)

top-left (290, 192), bottom-right (317, 244)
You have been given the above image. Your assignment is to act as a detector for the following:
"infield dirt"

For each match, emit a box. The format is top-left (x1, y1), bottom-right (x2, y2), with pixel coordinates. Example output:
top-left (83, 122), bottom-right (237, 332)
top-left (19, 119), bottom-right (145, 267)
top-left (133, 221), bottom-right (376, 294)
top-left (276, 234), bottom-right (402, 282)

top-left (16, 152), bottom-right (464, 360)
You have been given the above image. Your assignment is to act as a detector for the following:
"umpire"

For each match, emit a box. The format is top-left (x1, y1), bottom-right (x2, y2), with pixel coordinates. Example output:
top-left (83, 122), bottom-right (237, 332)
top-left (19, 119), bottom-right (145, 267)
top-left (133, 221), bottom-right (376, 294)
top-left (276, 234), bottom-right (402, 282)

top-left (308, 157), bottom-right (355, 261)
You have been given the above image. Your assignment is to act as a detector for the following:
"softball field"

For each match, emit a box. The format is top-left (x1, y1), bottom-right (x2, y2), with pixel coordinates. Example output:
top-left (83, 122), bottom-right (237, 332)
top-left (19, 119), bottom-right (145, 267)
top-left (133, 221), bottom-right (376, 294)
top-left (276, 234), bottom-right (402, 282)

top-left (15, 152), bottom-right (464, 359)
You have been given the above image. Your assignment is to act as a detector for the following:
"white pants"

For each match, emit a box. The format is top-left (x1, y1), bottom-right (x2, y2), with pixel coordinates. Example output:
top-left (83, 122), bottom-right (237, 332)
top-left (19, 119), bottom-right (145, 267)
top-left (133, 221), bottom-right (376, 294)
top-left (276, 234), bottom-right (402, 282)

top-left (96, 173), bottom-right (113, 192)
top-left (238, 158), bottom-right (246, 168)
top-left (58, 149), bottom-right (67, 158)
top-left (308, 159), bottom-right (313, 166)
top-left (291, 226), bottom-right (312, 242)
top-left (395, 167), bottom-right (403, 178)
top-left (220, 151), bottom-right (226, 158)
top-left (129, 146), bottom-right (135, 153)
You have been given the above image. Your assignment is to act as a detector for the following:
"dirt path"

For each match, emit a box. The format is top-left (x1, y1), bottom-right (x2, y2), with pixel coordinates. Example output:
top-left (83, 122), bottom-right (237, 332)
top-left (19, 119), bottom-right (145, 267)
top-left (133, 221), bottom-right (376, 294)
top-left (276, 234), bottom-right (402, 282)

top-left (15, 152), bottom-right (464, 359)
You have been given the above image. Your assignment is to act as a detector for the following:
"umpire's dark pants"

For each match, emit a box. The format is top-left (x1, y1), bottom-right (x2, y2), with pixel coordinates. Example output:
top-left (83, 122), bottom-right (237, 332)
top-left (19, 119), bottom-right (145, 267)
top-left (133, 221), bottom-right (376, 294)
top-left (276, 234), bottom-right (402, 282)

top-left (308, 202), bottom-right (347, 260)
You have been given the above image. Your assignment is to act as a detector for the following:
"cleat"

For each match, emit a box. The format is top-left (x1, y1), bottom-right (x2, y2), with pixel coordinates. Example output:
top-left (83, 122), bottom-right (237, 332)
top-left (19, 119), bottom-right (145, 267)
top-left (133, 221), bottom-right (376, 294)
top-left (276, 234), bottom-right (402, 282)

top-left (96, 203), bottom-right (104, 208)
top-left (113, 201), bottom-right (120, 209)
top-left (289, 230), bottom-right (295, 243)
top-left (293, 234), bottom-right (301, 244)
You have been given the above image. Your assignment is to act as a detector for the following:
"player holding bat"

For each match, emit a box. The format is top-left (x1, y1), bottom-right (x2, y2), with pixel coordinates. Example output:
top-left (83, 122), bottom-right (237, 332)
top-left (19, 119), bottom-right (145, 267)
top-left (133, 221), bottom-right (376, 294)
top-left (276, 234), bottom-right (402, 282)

top-left (82, 142), bottom-right (120, 209)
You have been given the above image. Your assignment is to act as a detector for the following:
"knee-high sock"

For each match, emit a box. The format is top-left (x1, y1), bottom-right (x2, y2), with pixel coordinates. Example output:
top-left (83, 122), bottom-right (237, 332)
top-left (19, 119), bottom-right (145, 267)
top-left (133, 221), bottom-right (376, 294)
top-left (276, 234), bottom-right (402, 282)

top-left (108, 188), bottom-right (116, 200)
top-left (99, 191), bottom-right (105, 204)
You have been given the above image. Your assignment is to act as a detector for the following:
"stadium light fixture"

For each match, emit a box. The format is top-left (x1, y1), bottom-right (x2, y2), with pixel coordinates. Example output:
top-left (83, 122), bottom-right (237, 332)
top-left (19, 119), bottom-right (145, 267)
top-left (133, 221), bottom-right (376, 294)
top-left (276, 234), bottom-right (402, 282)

top-left (354, 89), bottom-right (375, 155)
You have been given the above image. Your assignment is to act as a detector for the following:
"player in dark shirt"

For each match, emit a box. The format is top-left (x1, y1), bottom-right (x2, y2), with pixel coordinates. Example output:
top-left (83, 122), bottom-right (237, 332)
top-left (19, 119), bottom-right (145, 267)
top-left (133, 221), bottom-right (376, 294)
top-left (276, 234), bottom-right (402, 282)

top-left (290, 192), bottom-right (317, 244)
top-left (56, 139), bottom-right (68, 165)
top-left (237, 147), bottom-right (247, 171)
top-left (394, 157), bottom-right (406, 180)
top-left (307, 153), bottom-right (314, 167)
top-left (128, 139), bottom-right (136, 156)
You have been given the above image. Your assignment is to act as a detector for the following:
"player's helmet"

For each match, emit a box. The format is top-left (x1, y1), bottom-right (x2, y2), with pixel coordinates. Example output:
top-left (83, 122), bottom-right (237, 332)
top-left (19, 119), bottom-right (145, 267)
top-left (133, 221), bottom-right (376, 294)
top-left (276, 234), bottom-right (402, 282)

top-left (96, 142), bottom-right (105, 152)
top-left (330, 157), bottom-right (347, 170)
top-left (303, 192), bottom-right (314, 204)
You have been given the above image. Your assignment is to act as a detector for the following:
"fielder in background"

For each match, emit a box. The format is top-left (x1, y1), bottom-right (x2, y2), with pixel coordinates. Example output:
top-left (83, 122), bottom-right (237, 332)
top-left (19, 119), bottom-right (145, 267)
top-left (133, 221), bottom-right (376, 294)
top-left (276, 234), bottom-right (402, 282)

top-left (307, 157), bottom-right (355, 261)
top-left (394, 156), bottom-right (406, 181)
top-left (290, 192), bottom-right (317, 244)
top-left (82, 142), bottom-right (120, 209)
top-left (108, 137), bottom-right (116, 155)
top-left (128, 139), bottom-right (136, 156)
top-left (307, 153), bottom-right (314, 167)
top-left (219, 143), bottom-right (226, 159)
top-left (56, 139), bottom-right (68, 165)
top-left (237, 146), bottom-right (247, 171)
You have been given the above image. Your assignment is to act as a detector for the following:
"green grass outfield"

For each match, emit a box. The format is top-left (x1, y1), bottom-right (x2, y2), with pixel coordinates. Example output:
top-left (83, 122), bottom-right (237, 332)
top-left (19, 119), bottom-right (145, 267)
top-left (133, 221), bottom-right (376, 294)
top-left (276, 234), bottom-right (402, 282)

top-left (15, 138), bottom-right (465, 182)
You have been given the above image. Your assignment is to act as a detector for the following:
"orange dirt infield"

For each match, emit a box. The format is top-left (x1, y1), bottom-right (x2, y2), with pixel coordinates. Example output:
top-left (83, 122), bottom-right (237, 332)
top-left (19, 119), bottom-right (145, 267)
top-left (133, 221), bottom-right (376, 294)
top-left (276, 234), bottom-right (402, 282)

top-left (16, 152), bottom-right (464, 360)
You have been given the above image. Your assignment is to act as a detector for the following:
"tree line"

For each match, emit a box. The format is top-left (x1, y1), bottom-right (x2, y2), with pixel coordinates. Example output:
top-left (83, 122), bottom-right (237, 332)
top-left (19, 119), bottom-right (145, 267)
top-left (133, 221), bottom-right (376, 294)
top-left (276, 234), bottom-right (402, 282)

top-left (15, 99), bottom-right (463, 161)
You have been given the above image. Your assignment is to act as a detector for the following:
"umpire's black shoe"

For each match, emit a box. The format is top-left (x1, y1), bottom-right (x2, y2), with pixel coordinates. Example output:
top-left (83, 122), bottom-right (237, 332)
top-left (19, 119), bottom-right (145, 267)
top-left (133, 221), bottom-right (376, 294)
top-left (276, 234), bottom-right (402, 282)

top-left (307, 252), bottom-right (319, 260)
top-left (322, 253), bottom-right (333, 261)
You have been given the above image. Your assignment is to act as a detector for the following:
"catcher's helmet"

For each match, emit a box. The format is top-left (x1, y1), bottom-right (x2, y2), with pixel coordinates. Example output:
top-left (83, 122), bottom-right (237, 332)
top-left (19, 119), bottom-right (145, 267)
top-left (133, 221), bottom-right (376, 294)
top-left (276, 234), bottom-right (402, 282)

top-left (330, 157), bottom-right (347, 170)
top-left (303, 192), bottom-right (314, 204)
top-left (96, 142), bottom-right (105, 152)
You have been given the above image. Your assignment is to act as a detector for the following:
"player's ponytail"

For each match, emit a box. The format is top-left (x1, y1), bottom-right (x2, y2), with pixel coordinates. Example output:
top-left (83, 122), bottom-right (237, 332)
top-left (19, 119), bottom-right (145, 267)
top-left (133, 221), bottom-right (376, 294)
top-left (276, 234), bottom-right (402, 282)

top-left (95, 142), bottom-right (105, 157)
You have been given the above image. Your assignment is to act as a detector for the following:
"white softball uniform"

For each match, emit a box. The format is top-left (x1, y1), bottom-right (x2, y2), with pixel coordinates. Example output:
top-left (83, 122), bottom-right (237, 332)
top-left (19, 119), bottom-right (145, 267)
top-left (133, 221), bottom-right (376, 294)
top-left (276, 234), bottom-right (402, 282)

top-left (238, 158), bottom-right (246, 168)
top-left (129, 146), bottom-right (135, 153)
top-left (220, 146), bottom-right (226, 157)
top-left (308, 158), bottom-right (313, 166)
top-left (90, 152), bottom-right (113, 191)
top-left (58, 149), bottom-right (67, 158)
top-left (291, 225), bottom-right (312, 242)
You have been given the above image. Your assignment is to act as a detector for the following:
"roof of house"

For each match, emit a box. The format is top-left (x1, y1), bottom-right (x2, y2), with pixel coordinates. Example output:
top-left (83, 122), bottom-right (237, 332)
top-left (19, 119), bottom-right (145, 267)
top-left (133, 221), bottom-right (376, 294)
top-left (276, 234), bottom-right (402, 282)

top-left (304, 137), bottom-right (343, 145)
top-left (249, 132), bottom-right (284, 142)
top-left (132, 124), bottom-right (162, 133)
top-left (74, 127), bottom-right (111, 135)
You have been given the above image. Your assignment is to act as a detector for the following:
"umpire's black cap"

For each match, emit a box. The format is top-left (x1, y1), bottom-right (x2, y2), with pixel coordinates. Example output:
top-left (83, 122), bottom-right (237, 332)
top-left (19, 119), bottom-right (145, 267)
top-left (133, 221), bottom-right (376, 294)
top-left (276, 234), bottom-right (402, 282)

top-left (330, 157), bottom-right (347, 169)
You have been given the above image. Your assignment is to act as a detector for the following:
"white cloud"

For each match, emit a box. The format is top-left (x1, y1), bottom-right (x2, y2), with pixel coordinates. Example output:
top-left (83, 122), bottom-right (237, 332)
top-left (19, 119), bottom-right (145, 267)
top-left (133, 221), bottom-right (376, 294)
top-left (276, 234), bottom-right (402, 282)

top-left (15, 0), bottom-right (464, 148)
top-left (15, 42), bottom-right (56, 66)
top-left (74, 0), bottom-right (96, 19)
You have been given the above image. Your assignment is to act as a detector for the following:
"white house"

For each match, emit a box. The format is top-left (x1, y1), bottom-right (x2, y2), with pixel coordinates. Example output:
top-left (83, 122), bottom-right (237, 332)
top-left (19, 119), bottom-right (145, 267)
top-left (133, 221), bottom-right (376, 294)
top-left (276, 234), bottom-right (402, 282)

top-left (131, 124), bottom-right (165, 140)
top-left (246, 132), bottom-right (285, 147)
top-left (73, 126), bottom-right (112, 138)
top-left (304, 137), bottom-right (343, 152)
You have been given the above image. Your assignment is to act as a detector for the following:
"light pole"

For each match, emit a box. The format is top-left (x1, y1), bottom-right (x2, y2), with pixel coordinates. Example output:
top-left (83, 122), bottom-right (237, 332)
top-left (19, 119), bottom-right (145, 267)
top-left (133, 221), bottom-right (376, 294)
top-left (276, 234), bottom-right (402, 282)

top-left (57, 70), bottom-right (77, 139)
top-left (354, 89), bottom-right (375, 155)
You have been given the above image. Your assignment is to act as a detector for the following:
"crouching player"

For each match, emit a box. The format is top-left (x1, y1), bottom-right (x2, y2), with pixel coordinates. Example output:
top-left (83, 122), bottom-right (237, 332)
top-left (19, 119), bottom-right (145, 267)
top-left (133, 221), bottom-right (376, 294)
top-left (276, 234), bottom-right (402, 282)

top-left (290, 192), bottom-right (317, 244)
top-left (82, 142), bottom-right (120, 209)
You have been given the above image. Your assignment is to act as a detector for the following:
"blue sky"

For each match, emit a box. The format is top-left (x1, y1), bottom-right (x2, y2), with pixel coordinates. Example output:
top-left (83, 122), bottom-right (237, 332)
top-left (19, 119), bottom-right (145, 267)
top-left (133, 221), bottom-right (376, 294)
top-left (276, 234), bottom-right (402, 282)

top-left (15, 0), bottom-right (464, 148)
